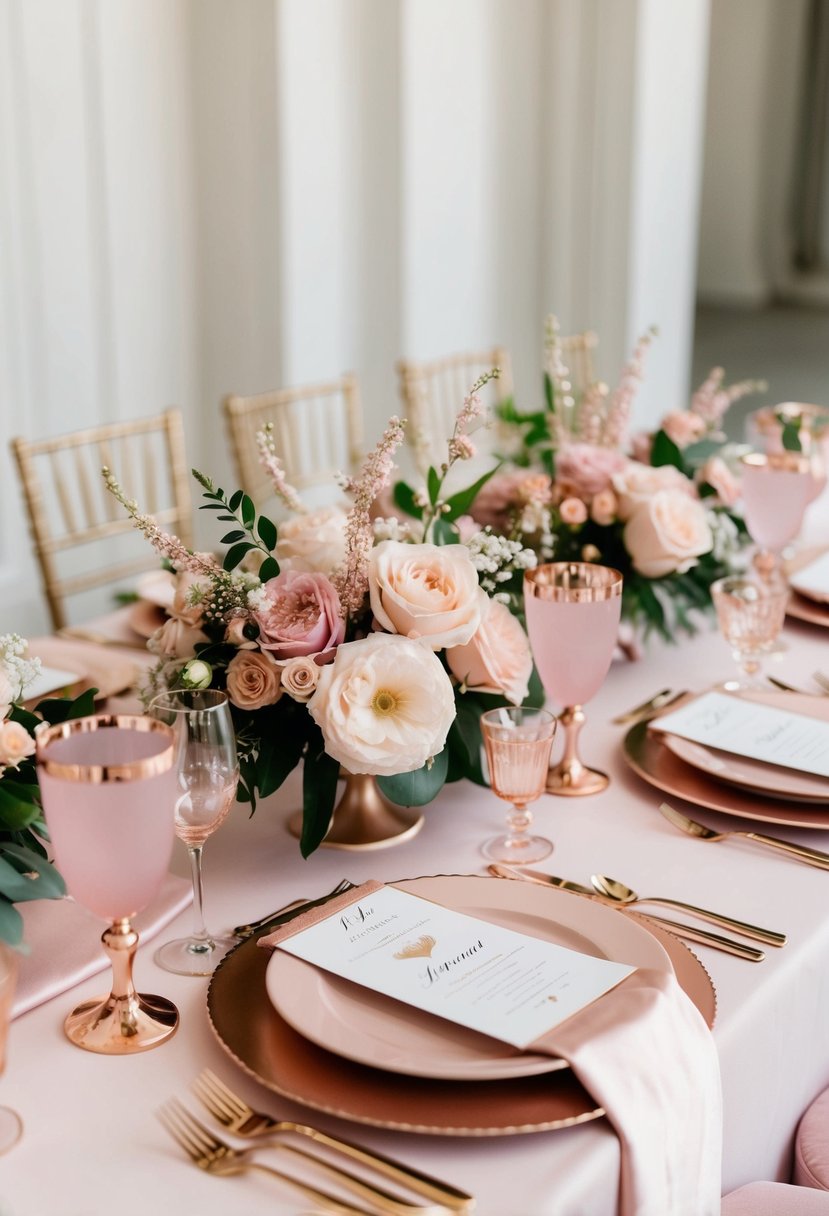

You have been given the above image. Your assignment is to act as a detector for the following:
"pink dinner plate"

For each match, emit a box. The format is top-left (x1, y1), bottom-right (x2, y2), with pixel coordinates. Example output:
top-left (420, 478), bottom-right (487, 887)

top-left (662, 733), bottom-right (829, 804)
top-left (265, 874), bottom-right (671, 1081)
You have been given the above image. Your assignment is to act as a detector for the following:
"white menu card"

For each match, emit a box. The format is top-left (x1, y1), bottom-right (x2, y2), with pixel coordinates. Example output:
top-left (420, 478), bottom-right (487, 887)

top-left (651, 690), bottom-right (829, 778)
top-left (276, 886), bottom-right (635, 1050)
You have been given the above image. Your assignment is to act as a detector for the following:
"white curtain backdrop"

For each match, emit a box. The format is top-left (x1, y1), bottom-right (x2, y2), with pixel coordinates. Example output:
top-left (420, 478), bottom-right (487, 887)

top-left (0, 0), bottom-right (710, 633)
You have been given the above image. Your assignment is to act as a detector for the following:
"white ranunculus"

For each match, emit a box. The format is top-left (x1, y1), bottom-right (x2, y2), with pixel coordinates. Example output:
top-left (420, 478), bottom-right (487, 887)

top-left (275, 506), bottom-right (349, 576)
top-left (612, 461), bottom-right (697, 521)
top-left (623, 490), bottom-right (713, 578)
top-left (307, 633), bottom-right (456, 776)
top-left (368, 541), bottom-right (483, 650)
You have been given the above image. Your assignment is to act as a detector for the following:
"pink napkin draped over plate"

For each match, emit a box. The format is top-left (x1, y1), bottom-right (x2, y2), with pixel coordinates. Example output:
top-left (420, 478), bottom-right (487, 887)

top-left (12, 873), bottom-right (192, 1019)
top-left (260, 880), bottom-right (723, 1216)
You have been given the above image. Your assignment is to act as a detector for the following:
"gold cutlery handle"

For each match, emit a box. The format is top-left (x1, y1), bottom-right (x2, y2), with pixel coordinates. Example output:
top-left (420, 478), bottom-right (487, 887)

top-left (639, 913), bottom-right (765, 961)
top-left (746, 832), bottom-right (829, 871)
top-left (265, 1140), bottom-right (444, 1216)
top-left (241, 1160), bottom-right (380, 1215)
top-left (644, 898), bottom-right (785, 947)
top-left (297, 1126), bottom-right (475, 1211)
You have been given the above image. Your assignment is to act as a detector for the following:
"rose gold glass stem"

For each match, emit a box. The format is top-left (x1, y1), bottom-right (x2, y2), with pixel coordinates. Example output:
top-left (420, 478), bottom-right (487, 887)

top-left (104, 918), bottom-right (142, 1014)
top-left (546, 706), bottom-right (609, 797)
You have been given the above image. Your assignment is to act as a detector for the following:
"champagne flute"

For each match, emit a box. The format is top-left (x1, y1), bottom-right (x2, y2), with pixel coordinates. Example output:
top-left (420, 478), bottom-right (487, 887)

top-left (148, 690), bottom-right (238, 976)
top-left (524, 562), bottom-right (623, 796)
top-left (711, 572), bottom-right (789, 689)
top-left (0, 943), bottom-right (22, 1152)
top-left (36, 715), bottom-right (179, 1053)
top-left (480, 707), bottom-right (557, 861)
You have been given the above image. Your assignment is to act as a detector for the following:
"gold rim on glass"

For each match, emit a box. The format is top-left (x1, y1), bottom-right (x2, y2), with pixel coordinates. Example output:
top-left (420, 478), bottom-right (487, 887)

top-left (36, 714), bottom-right (174, 783)
top-left (524, 561), bottom-right (623, 602)
top-left (741, 451), bottom-right (812, 475)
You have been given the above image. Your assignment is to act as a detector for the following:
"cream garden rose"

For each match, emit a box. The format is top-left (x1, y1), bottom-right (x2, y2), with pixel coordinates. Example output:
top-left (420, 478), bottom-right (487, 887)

top-left (368, 541), bottom-right (482, 649)
top-left (307, 633), bottom-right (456, 775)
top-left (275, 506), bottom-right (349, 576)
top-left (623, 489), bottom-right (713, 578)
top-left (612, 461), bottom-right (697, 521)
top-left (225, 650), bottom-right (282, 710)
top-left (446, 598), bottom-right (532, 705)
top-left (0, 720), bottom-right (35, 769)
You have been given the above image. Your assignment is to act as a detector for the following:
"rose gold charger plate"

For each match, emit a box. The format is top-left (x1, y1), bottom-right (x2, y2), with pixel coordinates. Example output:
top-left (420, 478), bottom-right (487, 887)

top-left (25, 638), bottom-right (137, 705)
top-left (207, 874), bottom-right (715, 1137)
top-left (624, 688), bottom-right (829, 829)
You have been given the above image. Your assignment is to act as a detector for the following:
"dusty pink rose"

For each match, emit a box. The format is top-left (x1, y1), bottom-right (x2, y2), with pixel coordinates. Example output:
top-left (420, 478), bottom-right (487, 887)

top-left (698, 456), bottom-right (740, 508)
top-left (470, 470), bottom-right (545, 531)
top-left (554, 443), bottom-right (627, 499)
top-left (559, 497), bottom-right (588, 526)
top-left (254, 570), bottom-right (345, 661)
top-left (661, 411), bottom-right (707, 448)
top-left (225, 650), bottom-right (282, 710)
top-left (612, 461), bottom-right (697, 521)
top-left (590, 488), bottom-right (618, 526)
top-left (446, 598), bottom-right (532, 705)
top-left (623, 490), bottom-right (713, 577)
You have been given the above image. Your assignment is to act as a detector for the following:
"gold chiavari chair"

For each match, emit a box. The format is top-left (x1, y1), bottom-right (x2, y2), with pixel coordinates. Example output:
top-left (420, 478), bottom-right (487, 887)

top-left (560, 330), bottom-right (599, 396)
top-left (396, 347), bottom-right (514, 473)
top-left (10, 409), bottom-right (192, 631)
top-left (223, 374), bottom-right (363, 506)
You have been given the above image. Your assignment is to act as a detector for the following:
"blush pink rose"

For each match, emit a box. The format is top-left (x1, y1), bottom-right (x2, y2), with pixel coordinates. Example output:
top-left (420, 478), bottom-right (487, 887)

top-left (446, 599), bottom-right (532, 705)
top-left (661, 411), bottom-right (707, 448)
top-left (623, 490), bottom-right (713, 577)
top-left (470, 470), bottom-right (547, 531)
top-left (226, 651), bottom-right (282, 710)
top-left (555, 443), bottom-right (628, 499)
top-left (559, 497), bottom-right (589, 526)
top-left (590, 488), bottom-right (618, 526)
top-left (612, 461), bottom-right (697, 521)
top-left (254, 570), bottom-right (345, 661)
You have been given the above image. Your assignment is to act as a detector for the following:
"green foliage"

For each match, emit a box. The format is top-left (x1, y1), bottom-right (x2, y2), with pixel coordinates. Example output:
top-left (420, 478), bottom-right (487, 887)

top-left (194, 472), bottom-right (280, 576)
top-left (377, 747), bottom-right (449, 806)
top-left (649, 429), bottom-right (686, 473)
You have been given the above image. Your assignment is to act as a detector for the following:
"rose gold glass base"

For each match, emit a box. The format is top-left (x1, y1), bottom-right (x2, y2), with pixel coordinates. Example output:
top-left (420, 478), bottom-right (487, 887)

top-left (64, 917), bottom-right (179, 1053)
top-left (546, 705), bottom-right (610, 797)
top-left (64, 990), bottom-right (179, 1054)
top-left (288, 774), bottom-right (424, 850)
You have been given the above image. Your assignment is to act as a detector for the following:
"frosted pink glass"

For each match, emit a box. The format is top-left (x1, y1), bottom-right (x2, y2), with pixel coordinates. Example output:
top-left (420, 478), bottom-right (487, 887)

top-left (526, 594), bottom-right (622, 707)
top-left (39, 729), bottom-right (176, 921)
top-left (741, 462), bottom-right (813, 552)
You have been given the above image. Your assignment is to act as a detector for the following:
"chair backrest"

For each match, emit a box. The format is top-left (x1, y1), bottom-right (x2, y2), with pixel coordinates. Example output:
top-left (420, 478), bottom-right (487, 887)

top-left (10, 409), bottom-right (192, 631)
top-left (396, 347), bottom-right (513, 473)
top-left (223, 374), bottom-right (363, 507)
top-left (560, 330), bottom-right (599, 396)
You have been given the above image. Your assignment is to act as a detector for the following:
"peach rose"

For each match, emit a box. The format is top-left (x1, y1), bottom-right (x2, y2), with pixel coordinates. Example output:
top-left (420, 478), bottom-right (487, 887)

top-left (0, 720), bottom-right (35, 768)
top-left (150, 616), bottom-right (208, 660)
top-left (623, 490), bottom-right (713, 578)
top-left (590, 488), bottom-right (618, 526)
top-left (225, 650), bottom-right (282, 710)
top-left (661, 411), bottom-right (706, 448)
top-left (275, 506), bottom-right (349, 576)
top-left (446, 599), bottom-right (532, 705)
top-left (555, 443), bottom-right (627, 498)
top-left (368, 541), bottom-right (482, 650)
top-left (559, 497), bottom-right (588, 526)
top-left (612, 461), bottom-right (697, 521)
top-left (280, 656), bottom-right (321, 702)
top-left (698, 456), bottom-right (740, 508)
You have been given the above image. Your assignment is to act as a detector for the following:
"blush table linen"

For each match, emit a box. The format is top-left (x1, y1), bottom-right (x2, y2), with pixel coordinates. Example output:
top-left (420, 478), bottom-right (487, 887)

top-left (5, 606), bottom-right (829, 1214)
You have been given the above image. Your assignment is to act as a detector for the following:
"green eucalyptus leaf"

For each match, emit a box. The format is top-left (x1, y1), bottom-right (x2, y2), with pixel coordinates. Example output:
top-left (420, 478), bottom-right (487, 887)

top-left (300, 747), bottom-right (340, 858)
top-left (241, 494), bottom-right (256, 529)
top-left (0, 844), bottom-right (66, 899)
top-left (228, 489), bottom-right (244, 511)
top-left (258, 556), bottom-right (280, 583)
top-left (377, 747), bottom-right (448, 806)
top-left (427, 466), bottom-right (441, 505)
top-left (257, 515), bottom-right (277, 552)
top-left (431, 517), bottom-right (458, 545)
top-left (444, 463), bottom-right (502, 521)
top-left (256, 724), bottom-right (305, 800)
top-left (221, 530), bottom-right (247, 544)
top-left (224, 542), bottom-right (252, 571)
top-left (649, 430), bottom-right (686, 473)
top-left (0, 900), bottom-right (24, 950)
top-left (0, 783), bottom-right (40, 831)
top-left (392, 480), bottom-right (423, 520)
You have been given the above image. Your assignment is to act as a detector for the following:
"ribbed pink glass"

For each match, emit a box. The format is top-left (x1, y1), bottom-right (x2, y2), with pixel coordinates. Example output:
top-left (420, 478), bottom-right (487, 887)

top-left (480, 707), bottom-right (556, 862)
top-left (39, 729), bottom-right (176, 921)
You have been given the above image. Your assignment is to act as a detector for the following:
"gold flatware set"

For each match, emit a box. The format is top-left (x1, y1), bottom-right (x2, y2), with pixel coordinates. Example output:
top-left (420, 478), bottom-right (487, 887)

top-left (658, 802), bottom-right (829, 870)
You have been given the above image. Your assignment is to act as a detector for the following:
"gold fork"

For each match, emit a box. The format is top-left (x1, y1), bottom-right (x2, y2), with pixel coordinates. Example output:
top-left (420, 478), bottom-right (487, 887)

top-left (192, 1069), bottom-right (474, 1212)
top-left (158, 1099), bottom-right (379, 1214)
top-left (658, 801), bottom-right (829, 871)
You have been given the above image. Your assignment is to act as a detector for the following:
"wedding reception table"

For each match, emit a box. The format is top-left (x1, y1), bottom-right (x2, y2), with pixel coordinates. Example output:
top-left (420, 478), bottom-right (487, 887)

top-left (5, 606), bottom-right (829, 1216)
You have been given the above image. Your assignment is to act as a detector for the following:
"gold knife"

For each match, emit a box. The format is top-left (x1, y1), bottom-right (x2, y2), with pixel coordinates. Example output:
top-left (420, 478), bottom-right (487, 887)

top-left (487, 864), bottom-right (766, 961)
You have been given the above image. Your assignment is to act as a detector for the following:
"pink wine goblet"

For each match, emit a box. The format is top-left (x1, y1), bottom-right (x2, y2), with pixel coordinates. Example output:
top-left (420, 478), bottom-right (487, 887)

top-left (36, 715), bottom-right (179, 1053)
top-left (740, 451), bottom-right (813, 575)
top-left (524, 562), bottom-right (623, 796)
top-left (480, 707), bottom-right (557, 862)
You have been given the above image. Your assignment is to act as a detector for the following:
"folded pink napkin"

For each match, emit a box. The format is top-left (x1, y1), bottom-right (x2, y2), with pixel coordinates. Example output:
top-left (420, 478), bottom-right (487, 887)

top-left (260, 880), bottom-right (722, 1216)
top-left (12, 874), bottom-right (193, 1019)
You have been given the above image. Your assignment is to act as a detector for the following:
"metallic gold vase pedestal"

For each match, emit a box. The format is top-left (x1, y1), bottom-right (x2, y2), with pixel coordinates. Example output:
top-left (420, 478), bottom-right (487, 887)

top-left (546, 706), bottom-right (609, 796)
top-left (288, 773), bottom-right (424, 850)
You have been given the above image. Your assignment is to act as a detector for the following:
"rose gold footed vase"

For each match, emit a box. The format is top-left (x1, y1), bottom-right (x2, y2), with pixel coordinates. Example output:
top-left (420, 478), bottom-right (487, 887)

top-left (289, 773), bottom-right (424, 850)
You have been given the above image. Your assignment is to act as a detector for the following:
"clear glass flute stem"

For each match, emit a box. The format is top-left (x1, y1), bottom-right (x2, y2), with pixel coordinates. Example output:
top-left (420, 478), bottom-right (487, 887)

top-left (187, 845), bottom-right (212, 950)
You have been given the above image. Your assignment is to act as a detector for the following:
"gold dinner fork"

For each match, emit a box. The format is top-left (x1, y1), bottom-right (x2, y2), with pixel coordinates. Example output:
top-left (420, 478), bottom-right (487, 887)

top-left (158, 1099), bottom-right (379, 1215)
top-left (658, 801), bottom-right (829, 871)
top-left (192, 1069), bottom-right (474, 1212)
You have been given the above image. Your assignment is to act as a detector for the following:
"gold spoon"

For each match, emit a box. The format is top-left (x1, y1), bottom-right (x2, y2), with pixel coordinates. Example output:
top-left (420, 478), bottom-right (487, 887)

top-left (590, 873), bottom-right (786, 947)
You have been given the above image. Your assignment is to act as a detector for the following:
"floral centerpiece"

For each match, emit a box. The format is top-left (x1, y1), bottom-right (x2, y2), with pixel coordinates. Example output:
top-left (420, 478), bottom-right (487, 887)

top-left (104, 375), bottom-right (542, 857)
top-left (0, 636), bottom-right (93, 947)
top-left (490, 318), bottom-right (766, 639)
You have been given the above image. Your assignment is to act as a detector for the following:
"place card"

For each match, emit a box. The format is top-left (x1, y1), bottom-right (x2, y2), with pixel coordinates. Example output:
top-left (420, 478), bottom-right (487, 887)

top-left (790, 550), bottom-right (829, 601)
top-left (275, 885), bottom-right (635, 1050)
top-left (651, 690), bottom-right (829, 778)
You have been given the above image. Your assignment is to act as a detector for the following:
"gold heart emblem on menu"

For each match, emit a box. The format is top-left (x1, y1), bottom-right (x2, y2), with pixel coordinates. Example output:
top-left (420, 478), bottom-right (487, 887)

top-left (393, 935), bottom-right (437, 960)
